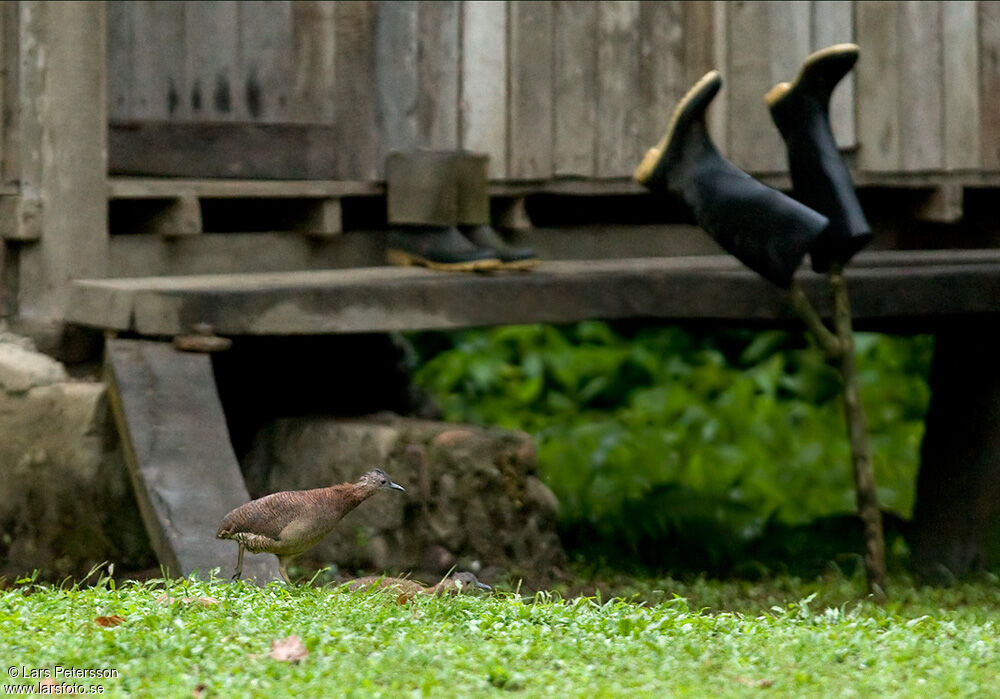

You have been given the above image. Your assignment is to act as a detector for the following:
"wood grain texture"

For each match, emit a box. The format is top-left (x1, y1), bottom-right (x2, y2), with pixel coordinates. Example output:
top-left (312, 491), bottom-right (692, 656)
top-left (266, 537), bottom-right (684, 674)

top-left (811, 0), bottom-right (856, 147)
top-left (942, 1), bottom-right (980, 170)
top-left (375, 0), bottom-right (418, 164)
top-left (596, 1), bottom-right (640, 177)
top-left (185, 0), bottom-right (241, 120)
top-left (106, 339), bottom-right (281, 583)
top-left (239, 0), bottom-right (293, 123)
top-left (107, 1), bottom-right (133, 120)
top-left (508, 0), bottom-right (554, 179)
top-left (899, 1), bottom-right (943, 171)
top-left (726, 1), bottom-right (776, 172)
top-left (979, 1), bottom-right (1000, 170)
top-left (638, 1), bottom-right (684, 157)
top-left (856, 1), bottom-right (901, 171)
top-left (417, 0), bottom-right (460, 150)
top-left (460, 0), bottom-right (507, 177)
top-left (290, 1), bottom-right (336, 123)
top-left (131, 2), bottom-right (187, 120)
top-left (554, 0), bottom-right (598, 176)
top-left (334, 1), bottom-right (379, 180)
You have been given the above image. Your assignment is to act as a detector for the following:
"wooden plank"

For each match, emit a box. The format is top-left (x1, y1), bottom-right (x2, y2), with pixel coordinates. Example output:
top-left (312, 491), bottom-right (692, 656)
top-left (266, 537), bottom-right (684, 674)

top-left (553, 0), bottom-right (598, 176)
top-left (239, 0), bottom-right (293, 122)
top-left (769, 1), bottom-right (812, 173)
top-left (856, 1), bottom-right (901, 172)
top-left (290, 1), bottom-right (336, 123)
top-left (942, 1), bottom-right (980, 170)
top-left (68, 252), bottom-right (1000, 337)
top-left (980, 1), bottom-right (1000, 170)
top-left (106, 0), bottom-right (133, 121)
top-left (811, 0), bottom-right (856, 148)
top-left (375, 0), bottom-right (418, 163)
top-left (131, 1), bottom-right (187, 120)
top-left (105, 339), bottom-right (281, 583)
top-left (333, 1), bottom-right (379, 180)
top-left (109, 177), bottom-right (382, 199)
top-left (682, 1), bottom-right (725, 149)
top-left (637, 2), bottom-right (684, 158)
top-left (726, 1), bottom-right (776, 172)
top-left (595, 1), bottom-right (641, 177)
top-left (899, 1), bottom-right (944, 171)
top-left (509, 1), bottom-right (554, 179)
top-left (460, 0), bottom-right (507, 177)
top-left (417, 0), bottom-right (460, 150)
top-left (186, 0), bottom-right (241, 120)
top-left (108, 122), bottom-right (352, 179)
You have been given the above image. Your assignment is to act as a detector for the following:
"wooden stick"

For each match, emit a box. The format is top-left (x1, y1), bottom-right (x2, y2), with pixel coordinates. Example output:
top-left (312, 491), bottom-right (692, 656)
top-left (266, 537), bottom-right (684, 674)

top-left (828, 265), bottom-right (888, 601)
top-left (788, 281), bottom-right (842, 358)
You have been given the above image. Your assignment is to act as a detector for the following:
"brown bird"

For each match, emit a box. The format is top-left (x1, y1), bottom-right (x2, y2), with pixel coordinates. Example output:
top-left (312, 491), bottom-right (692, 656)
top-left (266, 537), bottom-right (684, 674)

top-left (345, 571), bottom-right (492, 596)
top-left (217, 468), bottom-right (406, 583)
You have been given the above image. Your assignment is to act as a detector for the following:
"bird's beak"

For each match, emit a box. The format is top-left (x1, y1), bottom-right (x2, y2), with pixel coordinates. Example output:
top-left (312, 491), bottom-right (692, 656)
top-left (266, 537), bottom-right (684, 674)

top-left (388, 481), bottom-right (406, 492)
top-left (475, 581), bottom-right (492, 591)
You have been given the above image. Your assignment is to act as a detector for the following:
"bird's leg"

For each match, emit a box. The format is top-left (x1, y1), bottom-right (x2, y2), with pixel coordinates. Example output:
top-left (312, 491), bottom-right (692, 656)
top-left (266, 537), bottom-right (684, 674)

top-left (278, 557), bottom-right (292, 584)
top-left (232, 544), bottom-right (245, 581)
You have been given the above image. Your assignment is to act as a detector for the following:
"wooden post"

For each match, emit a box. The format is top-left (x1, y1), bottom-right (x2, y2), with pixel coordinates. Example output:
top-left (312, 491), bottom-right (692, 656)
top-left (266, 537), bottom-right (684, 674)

top-left (5, 1), bottom-right (109, 350)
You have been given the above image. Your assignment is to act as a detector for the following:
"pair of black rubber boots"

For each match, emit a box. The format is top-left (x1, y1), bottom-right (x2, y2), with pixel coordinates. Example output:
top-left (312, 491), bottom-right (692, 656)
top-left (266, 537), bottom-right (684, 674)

top-left (385, 151), bottom-right (538, 272)
top-left (634, 44), bottom-right (871, 288)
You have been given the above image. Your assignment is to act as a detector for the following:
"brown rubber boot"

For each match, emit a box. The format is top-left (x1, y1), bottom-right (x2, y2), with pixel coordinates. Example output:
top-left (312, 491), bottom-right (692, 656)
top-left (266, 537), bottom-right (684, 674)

top-left (453, 151), bottom-right (539, 271)
top-left (385, 151), bottom-right (500, 272)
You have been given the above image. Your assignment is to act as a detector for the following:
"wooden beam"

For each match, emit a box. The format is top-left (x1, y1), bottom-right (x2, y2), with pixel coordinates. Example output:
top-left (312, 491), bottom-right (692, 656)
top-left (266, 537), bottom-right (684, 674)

top-left (105, 338), bottom-right (281, 583)
top-left (68, 252), bottom-right (1000, 337)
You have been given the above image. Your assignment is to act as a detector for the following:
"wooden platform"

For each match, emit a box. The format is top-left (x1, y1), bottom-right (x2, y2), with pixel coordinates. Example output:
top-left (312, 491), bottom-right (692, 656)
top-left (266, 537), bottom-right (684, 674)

top-left (105, 339), bottom-right (281, 583)
top-left (69, 250), bottom-right (1000, 337)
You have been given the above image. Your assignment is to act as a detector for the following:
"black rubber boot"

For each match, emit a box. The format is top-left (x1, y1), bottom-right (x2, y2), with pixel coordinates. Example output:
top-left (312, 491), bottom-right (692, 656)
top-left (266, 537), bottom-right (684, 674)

top-left (385, 151), bottom-right (500, 272)
top-left (634, 71), bottom-right (828, 288)
top-left (766, 44), bottom-right (872, 272)
top-left (453, 151), bottom-right (539, 270)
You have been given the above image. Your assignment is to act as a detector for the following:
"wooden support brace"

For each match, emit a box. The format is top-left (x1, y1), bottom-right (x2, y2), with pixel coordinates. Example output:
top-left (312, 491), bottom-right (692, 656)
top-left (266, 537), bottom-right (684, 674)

top-left (105, 338), bottom-right (280, 583)
top-left (914, 184), bottom-right (964, 223)
top-left (153, 195), bottom-right (203, 238)
top-left (299, 198), bottom-right (343, 237)
top-left (494, 196), bottom-right (532, 232)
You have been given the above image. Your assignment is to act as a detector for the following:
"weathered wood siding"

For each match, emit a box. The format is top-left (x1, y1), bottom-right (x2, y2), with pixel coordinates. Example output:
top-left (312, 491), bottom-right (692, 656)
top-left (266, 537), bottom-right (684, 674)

top-left (107, 0), bottom-right (1000, 180)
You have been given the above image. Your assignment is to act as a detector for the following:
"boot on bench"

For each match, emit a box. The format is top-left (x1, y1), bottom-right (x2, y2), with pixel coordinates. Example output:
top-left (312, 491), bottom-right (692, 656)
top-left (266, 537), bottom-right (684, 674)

top-left (634, 71), bottom-right (828, 288)
top-left (766, 44), bottom-right (872, 272)
top-left (385, 151), bottom-right (500, 272)
top-left (454, 151), bottom-right (539, 271)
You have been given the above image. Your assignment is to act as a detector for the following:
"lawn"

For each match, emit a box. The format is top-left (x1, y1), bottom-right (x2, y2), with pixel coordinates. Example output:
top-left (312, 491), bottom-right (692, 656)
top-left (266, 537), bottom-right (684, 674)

top-left (2, 572), bottom-right (998, 697)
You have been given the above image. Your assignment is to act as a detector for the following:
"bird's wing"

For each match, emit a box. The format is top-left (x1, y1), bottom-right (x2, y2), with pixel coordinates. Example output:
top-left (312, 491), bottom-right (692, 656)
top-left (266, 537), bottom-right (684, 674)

top-left (217, 491), bottom-right (309, 541)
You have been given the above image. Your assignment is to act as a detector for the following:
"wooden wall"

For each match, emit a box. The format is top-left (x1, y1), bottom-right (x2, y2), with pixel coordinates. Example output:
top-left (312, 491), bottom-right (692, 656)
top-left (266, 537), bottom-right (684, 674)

top-left (107, 0), bottom-right (998, 181)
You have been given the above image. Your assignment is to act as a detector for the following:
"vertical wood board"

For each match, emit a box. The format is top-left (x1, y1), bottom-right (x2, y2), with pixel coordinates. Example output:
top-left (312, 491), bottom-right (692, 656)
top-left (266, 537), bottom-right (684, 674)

top-left (290, 1), bottom-right (337, 123)
top-left (596, 1), bottom-right (641, 177)
top-left (239, 0), bottom-right (293, 122)
top-left (132, 1), bottom-right (187, 120)
top-left (333, 1), bottom-right (379, 179)
top-left (856, 1), bottom-right (901, 171)
top-left (554, 0), bottom-right (598, 176)
top-left (899, 1), bottom-right (943, 171)
top-left (726, 1), bottom-right (776, 172)
top-left (460, 0), bottom-right (507, 177)
top-left (980, 1), bottom-right (1000, 170)
top-left (107, 1), bottom-right (133, 120)
top-left (942, 1), bottom-right (980, 170)
top-left (375, 1), bottom-right (418, 163)
top-left (417, 0), bottom-right (460, 150)
top-left (508, 1), bottom-right (554, 179)
top-left (185, 1), bottom-right (242, 120)
top-left (811, 0), bottom-right (856, 147)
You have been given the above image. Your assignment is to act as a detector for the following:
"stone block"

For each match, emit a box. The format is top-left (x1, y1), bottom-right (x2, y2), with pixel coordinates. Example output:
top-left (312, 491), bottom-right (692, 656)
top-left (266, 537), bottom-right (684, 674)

top-left (243, 414), bottom-right (565, 582)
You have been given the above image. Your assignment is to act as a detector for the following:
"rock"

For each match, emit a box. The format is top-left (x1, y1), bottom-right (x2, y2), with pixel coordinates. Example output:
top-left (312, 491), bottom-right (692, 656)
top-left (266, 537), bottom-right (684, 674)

top-left (0, 335), bottom-right (151, 580)
top-left (243, 414), bottom-right (566, 582)
top-left (0, 342), bottom-right (68, 393)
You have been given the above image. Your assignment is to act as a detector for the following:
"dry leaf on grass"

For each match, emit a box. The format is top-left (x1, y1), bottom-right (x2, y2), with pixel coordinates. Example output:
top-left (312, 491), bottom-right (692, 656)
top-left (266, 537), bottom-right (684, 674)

top-left (734, 676), bottom-right (775, 688)
top-left (268, 635), bottom-right (308, 663)
top-left (192, 682), bottom-right (206, 698)
top-left (94, 614), bottom-right (125, 627)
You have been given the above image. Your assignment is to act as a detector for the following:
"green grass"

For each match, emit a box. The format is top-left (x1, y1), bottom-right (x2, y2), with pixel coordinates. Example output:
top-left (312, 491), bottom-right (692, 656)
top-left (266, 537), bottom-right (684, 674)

top-left (2, 573), bottom-right (999, 697)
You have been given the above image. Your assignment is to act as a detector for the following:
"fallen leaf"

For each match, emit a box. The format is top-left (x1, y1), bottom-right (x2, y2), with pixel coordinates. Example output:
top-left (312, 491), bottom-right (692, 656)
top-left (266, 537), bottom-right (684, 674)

top-left (396, 591), bottom-right (416, 606)
top-left (734, 676), bottom-right (775, 688)
top-left (192, 683), bottom-right (206, 698)
top-left (268, 635), bottom-right (308, 663)
top-left (94, 614), bottom-right (125, 627)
